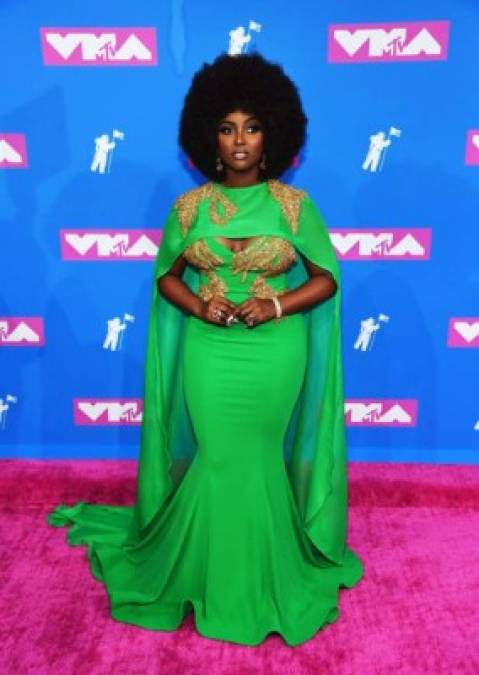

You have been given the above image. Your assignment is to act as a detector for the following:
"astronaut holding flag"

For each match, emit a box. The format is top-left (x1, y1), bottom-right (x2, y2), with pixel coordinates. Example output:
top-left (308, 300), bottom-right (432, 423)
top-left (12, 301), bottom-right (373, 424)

top-left (228, 20), bottom-right (262, 55)
top-left (90, 128), bottom-right (125, 175)
top-left (362, 126), bottom-right (402, 173)
top-left (0, 394), bottom-right (17, 430)
top-left (103, 313), bottom-right (135, 352)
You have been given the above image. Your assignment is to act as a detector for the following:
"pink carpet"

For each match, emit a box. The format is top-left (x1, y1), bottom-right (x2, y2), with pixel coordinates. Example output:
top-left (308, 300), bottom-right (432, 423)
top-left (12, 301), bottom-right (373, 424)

top-left (1, 459), bottom-right (478, 675)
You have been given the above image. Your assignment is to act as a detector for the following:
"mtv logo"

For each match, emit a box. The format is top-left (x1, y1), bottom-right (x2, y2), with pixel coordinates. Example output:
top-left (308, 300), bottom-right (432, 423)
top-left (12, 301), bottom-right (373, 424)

top-left (345, 399), bottom-right (418, 426)
top-left (0, 134), bottom-right (28, 168)
top-left (40, 27), bottom-right (158, 66)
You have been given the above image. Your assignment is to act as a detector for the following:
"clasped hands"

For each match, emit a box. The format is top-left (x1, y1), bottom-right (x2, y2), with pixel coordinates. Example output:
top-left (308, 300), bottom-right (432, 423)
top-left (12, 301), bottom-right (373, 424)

top-left (199, 296), bottom-right (276, 327)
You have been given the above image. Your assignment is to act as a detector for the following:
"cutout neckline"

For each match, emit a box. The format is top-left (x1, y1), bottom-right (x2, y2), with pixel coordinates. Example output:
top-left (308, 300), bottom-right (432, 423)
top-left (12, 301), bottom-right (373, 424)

top-left (212, 236), bottom-right (264, 254)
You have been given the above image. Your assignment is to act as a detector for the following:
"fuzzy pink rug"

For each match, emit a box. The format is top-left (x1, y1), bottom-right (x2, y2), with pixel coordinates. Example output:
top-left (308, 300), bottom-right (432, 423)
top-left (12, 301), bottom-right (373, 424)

top-left (1, 460), bottom-right (478, 675)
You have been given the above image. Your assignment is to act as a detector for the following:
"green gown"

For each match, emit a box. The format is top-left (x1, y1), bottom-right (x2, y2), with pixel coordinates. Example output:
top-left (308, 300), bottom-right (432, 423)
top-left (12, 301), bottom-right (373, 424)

top-left (46, 178), bottom-right (364, 646)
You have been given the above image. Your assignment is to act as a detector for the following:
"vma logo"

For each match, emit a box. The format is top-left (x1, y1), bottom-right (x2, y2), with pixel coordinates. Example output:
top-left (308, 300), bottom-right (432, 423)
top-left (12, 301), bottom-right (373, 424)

top-left (330, 229), bottom-right (431, 260)
top-left (74, 399), bottom-right (143, 425)
top-left (40, 27), bottom-right (157, 66)
top-left (0, 134), bottom-right (28, 168)
top-left (60, 230), bottom-right (161, 260)
top-left (345, 399), bottom-right (418, 426)
top-left (328, 21), bottom-right (450, 63)
top-left (0, 318), bottom-right (45, 346)
top-left (447, 318), bottom-right (479, 348)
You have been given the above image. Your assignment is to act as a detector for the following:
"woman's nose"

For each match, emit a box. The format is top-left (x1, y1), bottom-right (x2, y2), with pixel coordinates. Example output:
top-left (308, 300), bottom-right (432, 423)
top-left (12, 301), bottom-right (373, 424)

top-left (234, 130), bottom-right (245, 145)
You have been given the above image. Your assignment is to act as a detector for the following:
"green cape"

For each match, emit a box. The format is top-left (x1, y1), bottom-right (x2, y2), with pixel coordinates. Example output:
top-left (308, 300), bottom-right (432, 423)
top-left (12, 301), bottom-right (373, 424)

top-left (126, 179), bottom-right (351, 566)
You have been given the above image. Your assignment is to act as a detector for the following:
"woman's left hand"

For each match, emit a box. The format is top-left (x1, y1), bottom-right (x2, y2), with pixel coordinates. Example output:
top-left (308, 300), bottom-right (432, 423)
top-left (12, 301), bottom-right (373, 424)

top-left (233, 298), bottom-right (276, 327)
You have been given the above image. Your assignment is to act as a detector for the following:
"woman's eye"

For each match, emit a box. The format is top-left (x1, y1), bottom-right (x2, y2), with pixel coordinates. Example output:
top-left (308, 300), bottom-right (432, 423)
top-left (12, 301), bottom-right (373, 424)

top-left (218, 123), bottom-right (261, 134)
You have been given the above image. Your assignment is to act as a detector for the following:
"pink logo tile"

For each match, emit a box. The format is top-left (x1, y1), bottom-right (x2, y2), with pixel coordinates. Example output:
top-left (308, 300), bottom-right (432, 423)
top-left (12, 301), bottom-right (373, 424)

top-left (345, 399), bottom-right (418, 426)
top-left (40, 27), bottom-right (157, 66)
top-left (60, 230), bottom-right (162, 260)
top-left (465, 130), bottom-right (479, 165)
top-left (328, 21), bottom-right (450, 63)
top-left (74, 398), bottom-right (143, 425)
top-left (447, 318), bottom-right (479, 347)
top-left (0, 134), bottom-right (28, 168)
top-left (330, 228), bottom-right (431, 260)
top-left (0, 317), bottom-right (45, 346)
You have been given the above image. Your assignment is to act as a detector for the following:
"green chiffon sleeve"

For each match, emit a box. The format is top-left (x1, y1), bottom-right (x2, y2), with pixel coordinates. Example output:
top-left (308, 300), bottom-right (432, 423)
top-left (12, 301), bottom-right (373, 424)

top-left (283, 192), bottom-right (352, 565)
top-left (153, 206), bottom-right (185, 280)
top-left (125, 204), bottom-right (199, 545)
top-left (294, 194), bottom-right (341, 285)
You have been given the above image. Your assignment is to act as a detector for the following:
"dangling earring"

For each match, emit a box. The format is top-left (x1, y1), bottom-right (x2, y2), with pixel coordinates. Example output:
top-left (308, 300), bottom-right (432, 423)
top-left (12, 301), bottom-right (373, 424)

top-left (216, 156), bottom-right (223, 172)
top-left (259, 153), bottom-right (266, 170)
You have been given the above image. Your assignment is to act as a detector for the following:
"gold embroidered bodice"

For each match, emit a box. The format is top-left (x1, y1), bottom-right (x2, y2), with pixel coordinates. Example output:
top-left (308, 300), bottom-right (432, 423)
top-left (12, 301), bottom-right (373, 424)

top-left (183, 235), bottom-right (297, 302)
top-left (174, 179), bottom-right (307, 303)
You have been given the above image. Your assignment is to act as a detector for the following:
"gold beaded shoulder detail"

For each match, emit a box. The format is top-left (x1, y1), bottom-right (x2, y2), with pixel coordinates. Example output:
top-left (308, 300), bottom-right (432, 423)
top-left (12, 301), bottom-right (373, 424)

top-left (175, 183), bottom-right (212, 236)
top-left (175, 180), bottom-right (306, 236)
top-left (174, 182), bottom-right (238, 236)
top-left (266, 179), bottom-right (307, 235)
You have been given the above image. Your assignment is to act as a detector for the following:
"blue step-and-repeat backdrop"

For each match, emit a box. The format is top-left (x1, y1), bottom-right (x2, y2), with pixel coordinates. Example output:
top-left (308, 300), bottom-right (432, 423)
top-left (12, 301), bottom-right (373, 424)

top-left (1, 1), bottom-right (478, 463)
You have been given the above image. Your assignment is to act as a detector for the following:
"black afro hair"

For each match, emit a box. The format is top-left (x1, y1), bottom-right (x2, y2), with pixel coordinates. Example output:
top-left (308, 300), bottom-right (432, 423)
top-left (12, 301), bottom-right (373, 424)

top-left (178, 52), bottom-right (307, 181)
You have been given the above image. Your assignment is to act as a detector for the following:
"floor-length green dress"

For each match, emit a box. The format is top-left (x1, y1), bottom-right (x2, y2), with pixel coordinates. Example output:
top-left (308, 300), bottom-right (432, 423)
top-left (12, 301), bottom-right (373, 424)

top-left (47, 179), bottom-right (364, 646)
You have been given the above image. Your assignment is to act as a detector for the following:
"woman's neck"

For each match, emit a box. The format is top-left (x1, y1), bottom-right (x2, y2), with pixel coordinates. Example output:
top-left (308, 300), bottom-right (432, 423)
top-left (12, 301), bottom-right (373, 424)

top-left (222, 168), bottom-right (261, 188)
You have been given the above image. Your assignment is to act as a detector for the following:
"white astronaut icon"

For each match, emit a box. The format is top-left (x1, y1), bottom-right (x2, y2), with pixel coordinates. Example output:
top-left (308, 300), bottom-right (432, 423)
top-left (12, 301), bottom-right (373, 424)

top-left (103, 313), bottom-right (135, 351)
top-left (228, 21), bottom-right (262, 55)
top-left (0, 394), bottom-right (17, 430)
top-left (90, 129), bottom-right (125, 174)
top-left (354, 313), bottom-right (390, 351)
top-left (362, 127), bottom-right (401, 173)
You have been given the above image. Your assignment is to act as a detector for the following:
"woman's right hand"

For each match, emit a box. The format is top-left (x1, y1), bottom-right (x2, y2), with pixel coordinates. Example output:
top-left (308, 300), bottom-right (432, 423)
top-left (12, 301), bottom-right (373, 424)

top-left (199, 297), bottom-right (238, 326)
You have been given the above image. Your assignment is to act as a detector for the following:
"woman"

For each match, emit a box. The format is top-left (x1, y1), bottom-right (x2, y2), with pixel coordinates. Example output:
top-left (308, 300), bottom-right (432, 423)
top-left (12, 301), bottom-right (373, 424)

top-left (47, 52), bottom-right (364, 646)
